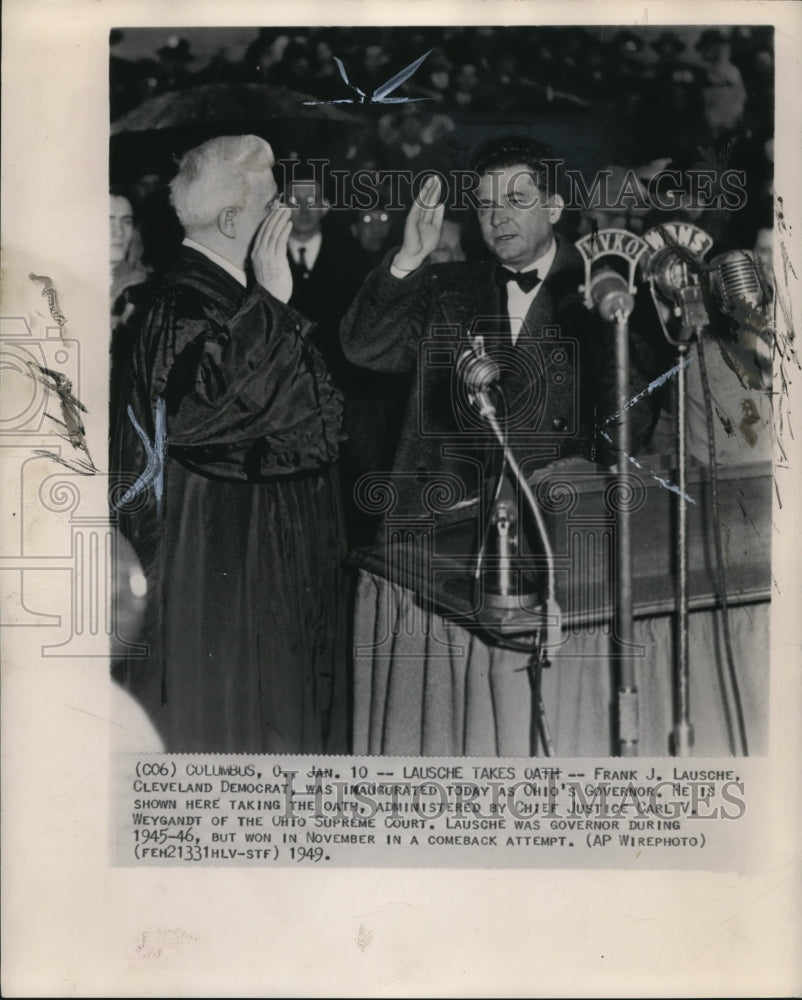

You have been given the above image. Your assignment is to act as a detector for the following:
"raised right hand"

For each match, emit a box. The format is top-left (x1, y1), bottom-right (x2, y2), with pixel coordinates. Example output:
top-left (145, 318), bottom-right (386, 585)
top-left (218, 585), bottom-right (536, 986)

top-left (393, 175), bottom-right (445, 273)
top-left (251, 202), bottom-right (293, 302)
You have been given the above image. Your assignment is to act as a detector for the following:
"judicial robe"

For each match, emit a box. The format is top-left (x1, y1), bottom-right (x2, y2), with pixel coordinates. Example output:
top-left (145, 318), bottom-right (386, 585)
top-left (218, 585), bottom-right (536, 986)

top-left (112, 246), bottom-right (349, 754)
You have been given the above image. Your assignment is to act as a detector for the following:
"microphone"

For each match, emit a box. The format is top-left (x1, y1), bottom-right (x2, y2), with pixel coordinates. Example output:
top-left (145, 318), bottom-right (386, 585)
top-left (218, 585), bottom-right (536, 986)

top-left (643, 247), bottom-right (708, 337)
top-left (590, 268), bottom-right (635, 322)
top-left (708, 250), bottom-right (772, 384)
top-left (456, 338), bottom-right (500, 416)
top-left (709, 249), bottom-right (770, 315)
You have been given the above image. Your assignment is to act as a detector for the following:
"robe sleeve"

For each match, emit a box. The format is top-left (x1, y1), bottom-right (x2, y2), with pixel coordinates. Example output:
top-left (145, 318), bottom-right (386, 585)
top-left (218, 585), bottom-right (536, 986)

top-left (136, 281), bottom-right (343, 475)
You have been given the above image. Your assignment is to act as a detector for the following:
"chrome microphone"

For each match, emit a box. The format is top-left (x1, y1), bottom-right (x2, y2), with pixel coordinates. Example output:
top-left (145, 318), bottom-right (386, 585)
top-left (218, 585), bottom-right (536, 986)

top-left (640, 223), bottom-right (713, 338)
top-left (457, 339), bottom-right (500, 415)
top-left (709, 249), bottom-right (770, 315)
top-left (456, 345), bottom-right (499, 392)
top-left (709, 249), bottom-right (772, 383)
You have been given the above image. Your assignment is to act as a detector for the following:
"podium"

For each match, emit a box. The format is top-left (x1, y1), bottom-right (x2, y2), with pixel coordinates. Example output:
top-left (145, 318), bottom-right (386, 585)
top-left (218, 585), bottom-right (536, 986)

top-left (348, 460), bottom-right (771, 757)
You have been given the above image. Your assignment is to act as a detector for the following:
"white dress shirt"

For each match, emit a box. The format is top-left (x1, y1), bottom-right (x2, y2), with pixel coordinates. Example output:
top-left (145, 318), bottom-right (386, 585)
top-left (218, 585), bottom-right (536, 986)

top-left (182, 237), bottom-right (247, 287)
top-left (504, 239), bottom-right (557, 345)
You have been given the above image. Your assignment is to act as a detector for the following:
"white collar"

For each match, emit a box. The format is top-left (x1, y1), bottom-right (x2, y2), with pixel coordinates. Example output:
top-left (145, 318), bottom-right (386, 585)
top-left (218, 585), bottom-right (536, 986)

top-left (288, 232), bottom-right (323, 265)
top-left (182, 237), bottom-right (247, 287)
top-left (516, 238), bottom-right (557, 279)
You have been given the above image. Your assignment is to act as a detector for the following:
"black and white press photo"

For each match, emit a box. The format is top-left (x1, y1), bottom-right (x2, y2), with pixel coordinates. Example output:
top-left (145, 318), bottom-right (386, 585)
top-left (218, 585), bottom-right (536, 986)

top-left (2, 2), bottom-right (800, 996)
top-left (109, 23), bottom-right (777, 759)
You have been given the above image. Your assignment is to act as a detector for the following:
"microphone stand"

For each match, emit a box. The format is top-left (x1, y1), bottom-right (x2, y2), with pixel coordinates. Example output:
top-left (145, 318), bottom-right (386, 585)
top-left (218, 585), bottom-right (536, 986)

top-left (466, 384), bottom-right (561, 757)
top-left (640, 228), bottom-right (759, 756)
top-left (585, 272), bottom-right (640, 756)
top-left (612, 306), bottom-right (638, 757)
top-left (574, 240), bottom-right (649, 757)
top-left (651, 281), bottom-right (708, 757)
top-left (673, 336), bottom-right (694, 756)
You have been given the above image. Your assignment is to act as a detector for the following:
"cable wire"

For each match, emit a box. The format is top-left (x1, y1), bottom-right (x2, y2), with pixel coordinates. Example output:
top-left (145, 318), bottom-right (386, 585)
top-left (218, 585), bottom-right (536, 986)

top-left (696, 333), bottom-right (750, 756)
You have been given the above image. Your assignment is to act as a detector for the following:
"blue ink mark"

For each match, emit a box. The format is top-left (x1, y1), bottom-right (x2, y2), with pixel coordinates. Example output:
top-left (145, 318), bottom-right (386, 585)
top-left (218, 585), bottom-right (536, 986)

top-left (303, 50), bottom-right (433, 106)
top-left (114, 397), bottom-right (167, 515)
top-left (601, 356), bottom-right (694, 427)
top-left (597, 357), bottom-right (698, 504)
top-left (598, 428), bottom-right (697, 505)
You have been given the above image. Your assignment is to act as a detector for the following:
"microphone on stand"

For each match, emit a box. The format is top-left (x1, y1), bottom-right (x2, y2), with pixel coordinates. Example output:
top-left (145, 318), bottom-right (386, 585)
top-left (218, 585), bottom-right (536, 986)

top-left (589, 268), bottom-right (635, 322)
top-left (456, 337), bottom-right (562, 654)
top-left (643, 243), bottom-right (709, 339)
top-left (708, 250), bottom-right (773, 386)
top-left (639, 227), bottom-right (711, 757)
top-left (590, 266), bottom-right (639, 756)
top-left (709, 249), bottom-right (770, 313)
top-left (456, 338), bottom-right (500, 417)
top-left (639, 224), bottom-right (764, 757)
top-left (574, 228), bottom-right (653, 757)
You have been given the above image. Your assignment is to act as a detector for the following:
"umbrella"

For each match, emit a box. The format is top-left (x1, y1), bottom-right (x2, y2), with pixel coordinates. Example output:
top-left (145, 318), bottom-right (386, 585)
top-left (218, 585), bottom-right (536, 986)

top-left (109, 81), bottom-right (369, 188)
top-left (111, 81), bottom-right (357, 135)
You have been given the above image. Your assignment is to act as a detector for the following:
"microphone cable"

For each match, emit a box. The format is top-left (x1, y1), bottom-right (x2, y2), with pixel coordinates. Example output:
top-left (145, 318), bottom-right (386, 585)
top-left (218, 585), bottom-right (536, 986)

top-left (696, 333), bottom-right (750, 756)
top-left (473, 386), bottom-right (509, 585)
top-left (463, 379), bottom-right (558, 753)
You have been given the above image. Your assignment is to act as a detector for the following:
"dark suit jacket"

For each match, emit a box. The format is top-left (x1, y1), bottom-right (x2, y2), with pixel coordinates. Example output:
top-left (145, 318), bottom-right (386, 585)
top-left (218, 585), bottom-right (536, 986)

top-left (288, 231), bottom-right (367, 369)
top-left (340, 233), bottom-right (659, 524)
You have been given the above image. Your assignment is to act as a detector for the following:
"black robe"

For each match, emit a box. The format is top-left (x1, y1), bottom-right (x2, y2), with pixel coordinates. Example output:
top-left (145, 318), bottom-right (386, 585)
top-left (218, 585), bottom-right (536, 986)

top-left (112, 247), bottom-right (349, 754)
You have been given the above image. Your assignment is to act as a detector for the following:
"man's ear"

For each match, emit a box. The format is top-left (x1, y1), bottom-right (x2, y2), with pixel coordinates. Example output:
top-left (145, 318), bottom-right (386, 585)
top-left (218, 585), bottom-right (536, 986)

top-left (547, 193), bottom-right (565, 225)
top-left (218, 207), bottom-right (238, 239)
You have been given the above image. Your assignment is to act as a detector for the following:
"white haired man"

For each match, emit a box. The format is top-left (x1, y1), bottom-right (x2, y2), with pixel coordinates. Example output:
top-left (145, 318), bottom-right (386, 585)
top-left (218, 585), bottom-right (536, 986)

top-left (113, 135), bottom-right (348, 754)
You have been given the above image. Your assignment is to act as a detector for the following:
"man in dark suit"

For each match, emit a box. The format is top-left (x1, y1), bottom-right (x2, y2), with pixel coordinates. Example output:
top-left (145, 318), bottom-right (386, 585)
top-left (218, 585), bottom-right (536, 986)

top-left (285, 171), bottom-right (412, 545)
top-left (339, 134), bottom-right (662, 756)
top-left (285, 174), bottom-right (364, 363)
top-left (341, 134), bottom-right (659, 526)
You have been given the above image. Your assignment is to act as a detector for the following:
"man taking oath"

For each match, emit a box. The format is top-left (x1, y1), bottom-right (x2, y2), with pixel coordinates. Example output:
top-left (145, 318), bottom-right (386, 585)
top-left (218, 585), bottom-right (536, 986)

top-left (339, 134), bottom-right (660, 755)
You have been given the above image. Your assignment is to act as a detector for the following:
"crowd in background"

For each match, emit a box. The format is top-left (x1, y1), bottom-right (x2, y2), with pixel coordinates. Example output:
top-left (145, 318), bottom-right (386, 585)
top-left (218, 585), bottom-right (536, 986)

top-left (111, 25), bottom-right (773, 134)
top-left (111, 25), bottom-right (774, 260)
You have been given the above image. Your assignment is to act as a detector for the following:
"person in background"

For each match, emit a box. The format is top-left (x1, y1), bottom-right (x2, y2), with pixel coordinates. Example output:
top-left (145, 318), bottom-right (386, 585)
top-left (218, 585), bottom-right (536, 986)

top-left (284, 170), bottom-right (365, 367)
top-left (694, 28), bottom-right (747, 142)
top-left (285, 167), bottom-right (407, 546)
top-left (109, 189), bottom-right (151, 445)
top-left (427, 215), bottom-right (466, 264)
top-left (351, 207), bottom-right (394, 265)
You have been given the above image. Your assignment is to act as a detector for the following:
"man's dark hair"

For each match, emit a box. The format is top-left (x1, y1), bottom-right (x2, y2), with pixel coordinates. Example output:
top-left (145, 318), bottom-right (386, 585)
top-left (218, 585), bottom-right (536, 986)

top-left (109, 185), bottom-right (137, 213)
top-left (470, 134), bottom-right (558, 197)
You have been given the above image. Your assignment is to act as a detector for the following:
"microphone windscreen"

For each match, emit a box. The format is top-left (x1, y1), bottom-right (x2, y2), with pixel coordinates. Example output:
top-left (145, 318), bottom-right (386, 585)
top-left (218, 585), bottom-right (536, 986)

top-left (590, 268), bottom-right (635, 322)
top-left (709, 250), bottom-right (769, 314)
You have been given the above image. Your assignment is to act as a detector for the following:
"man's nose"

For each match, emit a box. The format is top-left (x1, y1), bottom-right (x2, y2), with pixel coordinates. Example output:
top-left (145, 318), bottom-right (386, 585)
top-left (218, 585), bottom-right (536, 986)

top-left (490, 205), bottom-right (507, 226)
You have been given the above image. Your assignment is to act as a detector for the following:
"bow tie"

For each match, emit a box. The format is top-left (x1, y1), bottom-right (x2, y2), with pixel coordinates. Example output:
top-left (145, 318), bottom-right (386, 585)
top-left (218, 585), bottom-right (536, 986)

top-left (495, 265), bottom-right (541, 293)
